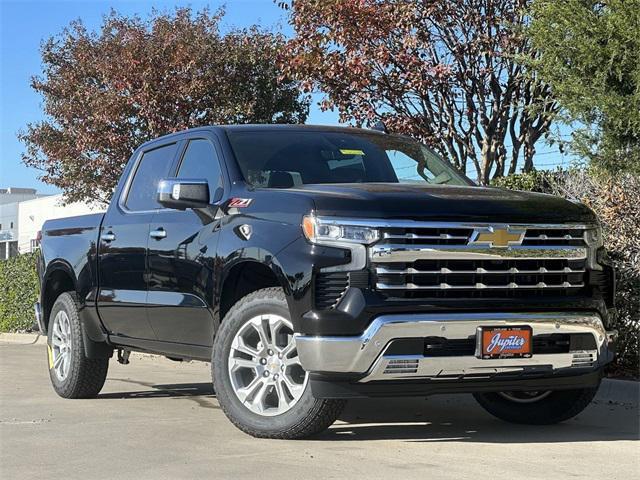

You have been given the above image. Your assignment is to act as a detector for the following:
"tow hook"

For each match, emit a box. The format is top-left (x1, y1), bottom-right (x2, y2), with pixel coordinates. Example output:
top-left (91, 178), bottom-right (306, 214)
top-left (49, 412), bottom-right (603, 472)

top-left (117, 348), bottom-right (131, 365)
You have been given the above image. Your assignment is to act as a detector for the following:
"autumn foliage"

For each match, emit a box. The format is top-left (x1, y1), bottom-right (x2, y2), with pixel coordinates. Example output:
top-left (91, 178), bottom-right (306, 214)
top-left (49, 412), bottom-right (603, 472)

top-left (20, 8), bottom-right (309, 203)
top-left (282, 0), bottom-right (557, 184)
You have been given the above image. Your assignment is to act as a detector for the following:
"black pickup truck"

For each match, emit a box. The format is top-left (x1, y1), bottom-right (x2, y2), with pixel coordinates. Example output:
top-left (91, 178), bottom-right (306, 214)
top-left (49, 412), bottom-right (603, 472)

top-left (36, 125), bottom-right (616, 439)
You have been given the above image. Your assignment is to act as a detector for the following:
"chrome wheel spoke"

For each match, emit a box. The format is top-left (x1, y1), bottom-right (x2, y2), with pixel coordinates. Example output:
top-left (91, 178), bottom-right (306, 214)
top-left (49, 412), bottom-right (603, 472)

top-left (279, 341), bottom-right (295, 358)
top-left (249, 381), bottom-right (270, 413)
top-left (281, 374), bottom-right (304, 398)
top-left (229, 357), bottom-right (258, 371)
top-left (235, 375), bottom-right (264, 403)
top-left (275, 379), bottom-right (291, 409)
top-left (282, 353), bottom-right (301, 367)
top-left (251, 318), bottom-right (271, 351)
top-left (233, 336), bottom-right (260, 358)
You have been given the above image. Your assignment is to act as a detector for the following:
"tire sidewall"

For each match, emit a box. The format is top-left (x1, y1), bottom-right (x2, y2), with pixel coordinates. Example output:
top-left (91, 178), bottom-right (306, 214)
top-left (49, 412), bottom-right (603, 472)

top-left (212, 289), bottom-right (318, 433)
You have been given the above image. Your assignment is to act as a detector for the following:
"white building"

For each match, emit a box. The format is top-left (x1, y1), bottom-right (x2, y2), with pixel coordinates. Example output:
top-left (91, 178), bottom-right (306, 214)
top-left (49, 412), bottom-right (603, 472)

top-left (0, 188), bottom-right (104, 259)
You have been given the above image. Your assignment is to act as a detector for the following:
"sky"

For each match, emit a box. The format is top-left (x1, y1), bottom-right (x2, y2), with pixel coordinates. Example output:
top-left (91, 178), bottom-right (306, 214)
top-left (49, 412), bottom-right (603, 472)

top-left (0, 0), bottom-right (571, 193)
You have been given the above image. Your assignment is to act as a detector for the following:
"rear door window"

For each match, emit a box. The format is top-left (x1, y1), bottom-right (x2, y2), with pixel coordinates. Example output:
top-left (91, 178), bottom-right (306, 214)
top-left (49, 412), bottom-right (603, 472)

top-left (125, 143), bottom-right (178, 211)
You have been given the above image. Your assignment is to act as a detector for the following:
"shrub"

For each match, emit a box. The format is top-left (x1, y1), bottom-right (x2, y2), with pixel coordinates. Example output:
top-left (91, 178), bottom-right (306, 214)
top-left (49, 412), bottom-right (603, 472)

top-left (0, 252), bottom-right (39, 332)
top-left (493, 170), bottom-right (640, 378)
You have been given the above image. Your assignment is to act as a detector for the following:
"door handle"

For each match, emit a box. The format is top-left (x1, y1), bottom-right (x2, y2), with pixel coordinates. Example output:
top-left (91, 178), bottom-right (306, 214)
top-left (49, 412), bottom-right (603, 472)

top-left (101, 232), bottom-right (116, 242)
top-left (150, 228), bottom-right (167, 240)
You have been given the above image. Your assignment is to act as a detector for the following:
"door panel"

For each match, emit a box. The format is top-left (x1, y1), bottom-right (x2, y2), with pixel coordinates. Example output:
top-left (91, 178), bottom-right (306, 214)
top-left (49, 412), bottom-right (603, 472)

top-left (146, 138), bottom-right (224, 346)
top-left (97, 213), bottom-right (156, 339)
top-left (147, 209), bottom-right (218, 345)
top-left (97, 141), bottom-right (180, 339)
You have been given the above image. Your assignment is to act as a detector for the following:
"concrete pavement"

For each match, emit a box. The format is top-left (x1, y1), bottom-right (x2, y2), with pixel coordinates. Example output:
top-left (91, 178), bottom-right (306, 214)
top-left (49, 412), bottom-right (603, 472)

top-left (1, 343), bottom-right (638, 480)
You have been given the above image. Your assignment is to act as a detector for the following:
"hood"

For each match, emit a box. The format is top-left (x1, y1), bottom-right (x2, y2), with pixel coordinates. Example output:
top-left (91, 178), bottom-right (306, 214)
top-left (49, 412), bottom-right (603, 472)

top-left (285, 183), bottom-right (596, 224)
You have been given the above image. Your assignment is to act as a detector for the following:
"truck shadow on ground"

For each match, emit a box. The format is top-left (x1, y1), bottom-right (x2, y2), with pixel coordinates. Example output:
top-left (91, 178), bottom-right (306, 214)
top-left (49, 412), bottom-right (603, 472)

top-left (320, 396), bottom-right (640, 443)
top-left (99, 379), bottom-right (218, 409)
top-left (98, 379), bottom-right (639, 443)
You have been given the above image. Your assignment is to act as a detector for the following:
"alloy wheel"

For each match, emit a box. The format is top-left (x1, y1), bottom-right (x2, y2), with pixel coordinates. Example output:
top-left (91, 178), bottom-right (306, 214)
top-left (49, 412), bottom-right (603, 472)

top-left (227, 314), bottom-right (308, 416)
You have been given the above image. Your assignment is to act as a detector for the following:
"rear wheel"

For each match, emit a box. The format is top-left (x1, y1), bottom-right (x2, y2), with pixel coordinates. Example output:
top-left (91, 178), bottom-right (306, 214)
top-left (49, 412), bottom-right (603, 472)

top-left (212, 287), bottom-right (345, 439)
top-left (47, 292), bottom-right (109, 398)
top-left (473, 386), bottom-right (599, 425)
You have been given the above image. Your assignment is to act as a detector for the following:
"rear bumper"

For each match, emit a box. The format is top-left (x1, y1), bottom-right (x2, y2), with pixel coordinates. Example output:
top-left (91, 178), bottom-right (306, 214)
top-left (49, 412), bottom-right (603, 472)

top-left (295, 312), bottom-right (616, 396)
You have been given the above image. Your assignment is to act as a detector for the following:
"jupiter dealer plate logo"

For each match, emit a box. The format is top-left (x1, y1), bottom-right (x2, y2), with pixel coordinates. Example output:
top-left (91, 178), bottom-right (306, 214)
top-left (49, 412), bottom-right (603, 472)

top-left (478, 326), bottom-right (533, 359)
top-left (469, 226), bottom-right (525, 248)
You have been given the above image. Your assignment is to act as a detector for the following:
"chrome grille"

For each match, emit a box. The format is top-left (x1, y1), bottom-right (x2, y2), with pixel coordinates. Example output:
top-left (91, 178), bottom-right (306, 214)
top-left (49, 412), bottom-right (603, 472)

top-left (371, 223), bottom-right (591, 298)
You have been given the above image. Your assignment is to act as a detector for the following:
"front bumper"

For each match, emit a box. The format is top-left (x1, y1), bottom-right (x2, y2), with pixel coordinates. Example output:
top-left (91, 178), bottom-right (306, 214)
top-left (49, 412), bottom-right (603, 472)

top-left (296, 312), bottom-right (616, 386)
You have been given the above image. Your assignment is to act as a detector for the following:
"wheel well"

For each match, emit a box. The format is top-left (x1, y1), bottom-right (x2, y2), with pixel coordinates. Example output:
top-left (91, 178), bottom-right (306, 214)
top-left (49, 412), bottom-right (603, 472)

top-left (219, 262), bottom-right (280, 322)
top-left (43, 269), bottom-right (75, 331)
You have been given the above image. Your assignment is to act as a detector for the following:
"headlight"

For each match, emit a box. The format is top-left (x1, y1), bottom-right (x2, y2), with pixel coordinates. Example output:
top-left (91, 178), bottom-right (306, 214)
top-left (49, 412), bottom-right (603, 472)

top-left (302, 215), bottom-right (379, 245)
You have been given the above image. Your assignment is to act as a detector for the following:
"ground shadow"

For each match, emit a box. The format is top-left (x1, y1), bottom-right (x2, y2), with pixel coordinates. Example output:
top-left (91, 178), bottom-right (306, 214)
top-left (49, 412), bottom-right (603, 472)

top-left (97, 380), bottom-right (639, 443)
top-left (318, 395), bottom-right (640, 443)
top-left (99, 378), bottom-right (214, 398)
top-left (98, 378), bottom-right (218, 409)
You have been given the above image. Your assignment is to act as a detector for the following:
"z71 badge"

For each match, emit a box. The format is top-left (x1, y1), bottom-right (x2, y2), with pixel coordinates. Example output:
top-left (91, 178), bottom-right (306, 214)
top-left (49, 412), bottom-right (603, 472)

top-left (228, 198), bottom-right (253, 208)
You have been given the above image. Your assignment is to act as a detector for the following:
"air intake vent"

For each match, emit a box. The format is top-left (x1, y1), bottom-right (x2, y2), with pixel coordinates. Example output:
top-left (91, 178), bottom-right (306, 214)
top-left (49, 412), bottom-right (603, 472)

top-left (314, 272), bottom-right (349, 310)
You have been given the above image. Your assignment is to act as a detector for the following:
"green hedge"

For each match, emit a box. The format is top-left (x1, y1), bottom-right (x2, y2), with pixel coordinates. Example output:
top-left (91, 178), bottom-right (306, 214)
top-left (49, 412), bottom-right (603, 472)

top-left (493, 169), bottom-right (640, 378)
top-left (0, 252), bottom-right (39, 332)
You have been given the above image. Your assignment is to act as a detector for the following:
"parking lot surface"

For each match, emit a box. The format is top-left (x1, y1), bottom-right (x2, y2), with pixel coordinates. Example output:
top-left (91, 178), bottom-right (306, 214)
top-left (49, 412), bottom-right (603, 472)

top-left (1, 343), bottom-right (638, 479)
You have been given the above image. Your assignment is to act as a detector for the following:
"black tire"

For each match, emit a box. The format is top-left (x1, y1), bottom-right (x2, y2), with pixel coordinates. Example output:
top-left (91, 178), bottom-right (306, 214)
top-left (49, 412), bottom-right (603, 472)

top-left (47, 292), bottom-right (109, 399)
top-left (473, 386), bottom-right (600, 425)
top-left (212, 287), bottom-right (345, 439)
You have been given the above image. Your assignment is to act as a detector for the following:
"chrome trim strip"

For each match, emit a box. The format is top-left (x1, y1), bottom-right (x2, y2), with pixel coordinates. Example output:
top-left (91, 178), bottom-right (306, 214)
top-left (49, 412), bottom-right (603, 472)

top-left (370, 245), bottom-right (588, 262)
top-left (376, 281), bottom-right (585, 290)
top-left (295, 312), bottom-right (607, 377)
top-left (315, 217), bottom-right (596, 231)
top-left (375, 266), bottom-right (586, 275)
top-left (383, 233), bottom-right (469, 241)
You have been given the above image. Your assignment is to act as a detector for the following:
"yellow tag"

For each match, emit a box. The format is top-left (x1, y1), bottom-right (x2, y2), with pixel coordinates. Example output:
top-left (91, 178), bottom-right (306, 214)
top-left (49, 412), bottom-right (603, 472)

top-left (339, 149), bottom-right (365, 156)
top-left (47, 344), bottom-right (54, 369)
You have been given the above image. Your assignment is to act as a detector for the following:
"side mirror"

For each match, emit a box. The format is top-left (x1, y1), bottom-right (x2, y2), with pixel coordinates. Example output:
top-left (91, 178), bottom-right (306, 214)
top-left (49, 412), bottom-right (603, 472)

top-left (157, 179), bottom-right (210, 210)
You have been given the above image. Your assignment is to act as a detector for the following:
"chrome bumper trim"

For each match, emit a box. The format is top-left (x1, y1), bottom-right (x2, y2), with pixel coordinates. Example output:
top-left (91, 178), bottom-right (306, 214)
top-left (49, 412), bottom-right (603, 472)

top-left (295, 312), bottom-right (610, 382)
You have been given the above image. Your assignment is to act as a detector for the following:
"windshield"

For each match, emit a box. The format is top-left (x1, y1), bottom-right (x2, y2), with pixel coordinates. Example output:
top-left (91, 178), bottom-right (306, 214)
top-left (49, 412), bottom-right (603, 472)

top-left (226, 130), bottom-right (473, 188)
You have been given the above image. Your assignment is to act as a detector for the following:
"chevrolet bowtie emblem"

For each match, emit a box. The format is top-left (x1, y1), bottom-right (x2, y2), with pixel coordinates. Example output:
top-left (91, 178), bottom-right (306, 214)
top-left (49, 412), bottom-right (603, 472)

top-left (470, 227), bottom-right (525, 248)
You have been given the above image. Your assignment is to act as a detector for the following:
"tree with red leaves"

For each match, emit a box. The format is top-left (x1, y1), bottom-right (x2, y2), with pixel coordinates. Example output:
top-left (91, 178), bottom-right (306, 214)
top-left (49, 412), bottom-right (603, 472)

top-left (282, 0), bottom-right (557, 183)
top-left (20, 8), bottom-right (309, 203)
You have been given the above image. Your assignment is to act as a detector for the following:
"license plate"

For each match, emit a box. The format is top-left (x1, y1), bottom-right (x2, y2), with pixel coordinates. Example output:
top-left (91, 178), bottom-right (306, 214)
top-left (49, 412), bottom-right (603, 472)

top-left (477, 326), bottom-right (532, 359)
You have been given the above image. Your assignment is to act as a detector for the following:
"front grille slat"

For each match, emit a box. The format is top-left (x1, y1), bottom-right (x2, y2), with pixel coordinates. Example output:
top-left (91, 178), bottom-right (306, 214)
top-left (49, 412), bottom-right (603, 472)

top-left (371, 223), bottom-right (591, 299)
top-left (377, 281), bottom-right (585, 291)
top-left (376, 266), bottom-right (586, 275)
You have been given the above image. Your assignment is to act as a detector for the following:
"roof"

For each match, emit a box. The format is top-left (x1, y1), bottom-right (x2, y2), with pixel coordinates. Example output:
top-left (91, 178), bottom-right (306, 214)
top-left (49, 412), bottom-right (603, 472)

top-left (137, 124), bottom-right (388, 150)
top-left (219, 124), bottom-right (385, 135)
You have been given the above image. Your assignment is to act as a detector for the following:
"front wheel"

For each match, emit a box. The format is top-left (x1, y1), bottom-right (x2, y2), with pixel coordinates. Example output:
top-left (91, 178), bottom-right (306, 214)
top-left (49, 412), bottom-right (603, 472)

top-left (212, 287), bottom-right (345, 439)
top-left (473, 386), bottom-right (600, 425)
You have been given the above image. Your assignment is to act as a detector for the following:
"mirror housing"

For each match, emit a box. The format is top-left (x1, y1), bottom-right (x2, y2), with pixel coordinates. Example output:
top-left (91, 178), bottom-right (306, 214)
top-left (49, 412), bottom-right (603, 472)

top-left (157, 179), bottom-right (210, 210)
